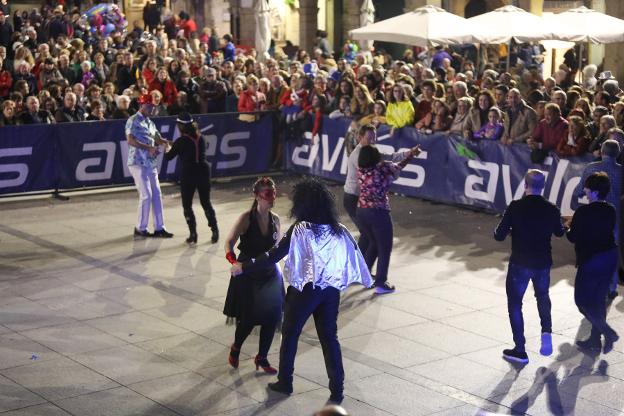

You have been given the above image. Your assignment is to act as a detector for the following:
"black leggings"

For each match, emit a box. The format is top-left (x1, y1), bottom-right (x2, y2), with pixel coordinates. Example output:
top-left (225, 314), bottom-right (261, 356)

top-left (180, 173), bottom-right (217, 230)
top-left (234, 320), bottom-right (277, 357)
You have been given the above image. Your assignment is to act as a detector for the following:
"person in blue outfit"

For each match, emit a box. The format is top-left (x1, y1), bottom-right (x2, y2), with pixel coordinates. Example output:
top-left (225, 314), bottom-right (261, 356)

top-left (575, 139), bottom-right (622, 298)
top-left (230, 177), bottom-right (372, 405)
top-left (222, 33), bottom-right (236, 62)
top-left (125, 93), bottom-right (173, 238)
top-left (567, 172), bottom-right (620, 353)
top-left (494, 169), bottom-right (565, 364)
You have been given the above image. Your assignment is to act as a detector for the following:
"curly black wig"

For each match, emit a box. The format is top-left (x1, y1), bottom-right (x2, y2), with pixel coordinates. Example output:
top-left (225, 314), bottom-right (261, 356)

top-left (289, 177), bottom-right (342, 236)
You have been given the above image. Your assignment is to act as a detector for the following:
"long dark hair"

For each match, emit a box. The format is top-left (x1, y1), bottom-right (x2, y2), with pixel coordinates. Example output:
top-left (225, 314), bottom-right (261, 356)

top-left (289, 177), bottom-right (341, 236)
top-left (250, 176), bottom-right (275, 213)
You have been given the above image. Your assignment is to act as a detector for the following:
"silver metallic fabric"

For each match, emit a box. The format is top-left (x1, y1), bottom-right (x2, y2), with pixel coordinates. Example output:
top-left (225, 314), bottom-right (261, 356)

top-left (283, 222), bottom-right (373, 292)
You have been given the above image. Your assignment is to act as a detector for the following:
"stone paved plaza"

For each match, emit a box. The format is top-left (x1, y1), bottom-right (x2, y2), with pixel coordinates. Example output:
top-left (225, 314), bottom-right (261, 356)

top-left (1, 175), bottom-right (624, 416)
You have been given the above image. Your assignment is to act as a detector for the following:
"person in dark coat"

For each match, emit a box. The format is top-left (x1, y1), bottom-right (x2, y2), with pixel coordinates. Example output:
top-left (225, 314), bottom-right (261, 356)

top-left (0, 10), bottom-right (13, 49)
top-left (567, 172), bottom-right (620, 353)
top-left (142, 1), bottom-right (160, 33)
top-left (494, 169), bottom-right (565, 364)
top-left (17, 96), bottom-right (54, 124)
top-left (164, 112), bottom-right (219, 244)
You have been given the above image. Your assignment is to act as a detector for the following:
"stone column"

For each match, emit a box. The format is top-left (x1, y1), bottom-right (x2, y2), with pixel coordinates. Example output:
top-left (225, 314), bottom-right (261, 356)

top-left (517, 0), bottom-right (543, 14)
top-left (605, 0), bottom-right (624, 82)
top-left (448, 0), bottom-right (469, 16)
top-left (204, 1), bottom-right (230, 37)
top-left (344, 0), bottom-right (360, 43)
top-left (299, 0), bottom-right (318, 53)
top-left (238, 1), bottom-right (256, 46)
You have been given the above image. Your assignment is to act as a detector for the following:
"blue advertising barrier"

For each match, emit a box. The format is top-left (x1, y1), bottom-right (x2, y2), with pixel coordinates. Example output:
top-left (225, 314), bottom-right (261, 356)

top-left (0, 113), bottom-right (274, 195)
top-left (285, 117), bottom-right (594, 216)
top-left (0, 124), bottom-right (58, 194)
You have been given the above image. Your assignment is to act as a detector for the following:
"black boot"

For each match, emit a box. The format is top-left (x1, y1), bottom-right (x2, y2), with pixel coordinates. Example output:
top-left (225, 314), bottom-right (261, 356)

top-left (185, 216), bottom-right (197, 244)
top-left (211, 225), bottom-right (219, 243)
top-left (186, 230), bottom-right (198, 244)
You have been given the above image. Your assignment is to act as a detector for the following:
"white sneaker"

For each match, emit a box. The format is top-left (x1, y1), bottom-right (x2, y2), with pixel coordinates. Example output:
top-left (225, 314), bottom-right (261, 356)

top-left (540, 332), bottom-right (553, 356)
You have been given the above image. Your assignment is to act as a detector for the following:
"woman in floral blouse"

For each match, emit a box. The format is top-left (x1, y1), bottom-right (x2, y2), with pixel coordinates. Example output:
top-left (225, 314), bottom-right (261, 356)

top-left (356, 143), bottom-right (420, 294)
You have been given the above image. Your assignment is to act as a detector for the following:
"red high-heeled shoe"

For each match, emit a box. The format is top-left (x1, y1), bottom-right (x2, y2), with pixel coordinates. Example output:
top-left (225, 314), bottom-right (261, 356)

top-left (254, 355), bottom-right (277, 374)
top-left (228, 344), bottom-right (240, 369)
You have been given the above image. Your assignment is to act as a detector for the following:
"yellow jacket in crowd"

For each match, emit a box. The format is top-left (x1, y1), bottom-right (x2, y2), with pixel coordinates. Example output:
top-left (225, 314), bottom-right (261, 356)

top-left (386, 100), bottom-right (415, 129)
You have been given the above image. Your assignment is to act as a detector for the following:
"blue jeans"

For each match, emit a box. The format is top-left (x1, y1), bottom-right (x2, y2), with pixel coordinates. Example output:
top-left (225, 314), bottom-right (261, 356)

top-left (278, 284), bottom-right (343, 395)
top-left (356, 207), bottom-right (393, 285)
top-left (506, 263), bottom-right (552, 352)
top-left (575, 248), bottom-right (618, 340)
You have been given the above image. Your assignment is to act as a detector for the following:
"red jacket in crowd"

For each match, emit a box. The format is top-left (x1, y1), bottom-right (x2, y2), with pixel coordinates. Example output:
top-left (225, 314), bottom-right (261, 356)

top-left (532, 116), bottom-right (569, 151)
top-left (148, 79), bottom-right (178, 106)
top-left (238, 90), bottom-right (265, 113)
top-left (0, 70), bottom-right (12, 98)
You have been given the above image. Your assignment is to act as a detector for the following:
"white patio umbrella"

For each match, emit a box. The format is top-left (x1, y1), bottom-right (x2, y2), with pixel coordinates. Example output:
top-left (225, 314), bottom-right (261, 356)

top-left (349, 5), bottom-right (473, 47)
top-left (254, 0), bottom-right (271, 62)
top-left (359, 0), bottom-right (376, 51)
top-left (469, 5), bottom-right (552, 44)
top-left (547, 6), bottom-right (624, 43)
top-left (468, 5), bottom-right (552, 70)
top-left (544, 6), bottom-right (624, 82)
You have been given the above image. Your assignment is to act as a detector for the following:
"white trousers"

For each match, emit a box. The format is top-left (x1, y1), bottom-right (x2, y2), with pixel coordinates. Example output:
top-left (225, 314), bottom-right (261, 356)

top-left (129, 164), bottom-right (165, 231)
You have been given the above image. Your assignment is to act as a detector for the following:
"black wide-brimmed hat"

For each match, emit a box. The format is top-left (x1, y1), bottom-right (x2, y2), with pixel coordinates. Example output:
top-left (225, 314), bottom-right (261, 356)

top-left (176, 112), bottom-right (194, 124)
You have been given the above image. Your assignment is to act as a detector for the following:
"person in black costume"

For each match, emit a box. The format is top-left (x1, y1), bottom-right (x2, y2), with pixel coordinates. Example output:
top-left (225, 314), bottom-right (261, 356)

top-left (223, 177), bottom-right (284, 374)
top-left (566, 172), bottom-right (620, 353)
top-left (164, 112), bottom-right (219, 244)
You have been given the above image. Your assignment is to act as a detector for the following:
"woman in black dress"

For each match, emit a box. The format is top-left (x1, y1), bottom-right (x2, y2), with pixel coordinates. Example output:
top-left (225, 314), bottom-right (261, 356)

top-left (164, 112), bottom-right (219, 244)
top-left (230, 177), bottom-right (373, 404)
top-left (567, 172), bottom-right (619, 353)
top-left (223, 177), bottom-right (284, 373)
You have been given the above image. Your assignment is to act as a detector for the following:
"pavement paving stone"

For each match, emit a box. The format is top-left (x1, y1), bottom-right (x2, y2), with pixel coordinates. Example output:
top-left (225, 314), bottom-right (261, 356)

top-left (70, 344), bottom-right (188, 385)
top-left (35, 291), bottom-right (133, 321)
top-left (19, 322), bottom-right (127, 355)
top-left (96, 285), bottom-right (188, 311)
top-left (388, 321), bottom-right (501, 355)
top-left (340, 332), bottom-right (450, 369)
top-left (408, 356), bottom-right (533, 399)
top-left (0, 356), bottom-right (119, 401)
top-left (54, 386), bottom-right (179, 416)
top-left (0, 374), bottom-right (46, 412)
top-left (344, 373), bottom-right (467, 416)
top-left (84, 311), bottom-right (188, 343)
top-left (135, 332), bottom-right (247, 371)
top-left (0, 403), bottom-right (73, 416)
top-left (127, 371), bottom-right (258, 415)
top-left (0, 298), bottom-right (76, 332)
top-left (0, 333), bottom-right (62, 370)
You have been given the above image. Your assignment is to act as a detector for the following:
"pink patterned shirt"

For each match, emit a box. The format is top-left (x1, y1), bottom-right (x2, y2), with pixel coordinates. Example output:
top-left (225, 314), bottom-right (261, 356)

top-left (357, 160), bottom-right (407, 210)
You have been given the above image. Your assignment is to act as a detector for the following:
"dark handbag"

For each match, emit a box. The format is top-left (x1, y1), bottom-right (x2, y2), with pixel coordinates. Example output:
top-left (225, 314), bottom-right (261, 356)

top-left (530, 148), bottom-right (549, 164)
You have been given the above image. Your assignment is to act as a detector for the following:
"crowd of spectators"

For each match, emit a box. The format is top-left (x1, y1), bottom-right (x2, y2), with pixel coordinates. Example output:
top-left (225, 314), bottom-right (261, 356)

top-left (1, 2), bottom-right (624, 163)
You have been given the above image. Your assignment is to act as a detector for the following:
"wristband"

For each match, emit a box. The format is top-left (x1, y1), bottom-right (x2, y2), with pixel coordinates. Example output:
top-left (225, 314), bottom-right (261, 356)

top-left (226, 252), bottom-right (237, 265)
